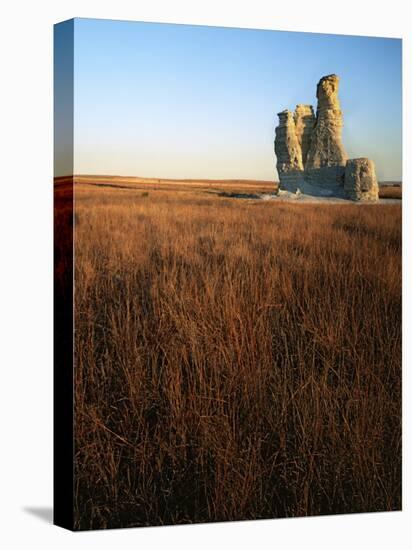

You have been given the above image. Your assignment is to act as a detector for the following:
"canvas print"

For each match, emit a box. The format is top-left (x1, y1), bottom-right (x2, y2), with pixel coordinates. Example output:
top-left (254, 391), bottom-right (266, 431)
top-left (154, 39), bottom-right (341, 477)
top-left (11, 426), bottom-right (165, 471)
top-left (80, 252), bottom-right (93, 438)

top-left (54, 18), bottom-right (402, 530)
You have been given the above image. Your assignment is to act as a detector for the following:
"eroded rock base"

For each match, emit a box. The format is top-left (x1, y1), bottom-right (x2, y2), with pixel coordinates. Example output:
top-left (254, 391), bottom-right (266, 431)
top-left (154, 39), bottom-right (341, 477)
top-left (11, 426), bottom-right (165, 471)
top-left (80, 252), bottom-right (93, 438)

top-left (344, 158), bottom-right (379, 201)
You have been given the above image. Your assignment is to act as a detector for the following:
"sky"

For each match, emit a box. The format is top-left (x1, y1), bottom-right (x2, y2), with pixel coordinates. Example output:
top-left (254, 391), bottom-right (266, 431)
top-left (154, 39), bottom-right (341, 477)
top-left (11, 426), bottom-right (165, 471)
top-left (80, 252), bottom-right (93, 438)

top-left (56, 18), bottom-right (402, 181)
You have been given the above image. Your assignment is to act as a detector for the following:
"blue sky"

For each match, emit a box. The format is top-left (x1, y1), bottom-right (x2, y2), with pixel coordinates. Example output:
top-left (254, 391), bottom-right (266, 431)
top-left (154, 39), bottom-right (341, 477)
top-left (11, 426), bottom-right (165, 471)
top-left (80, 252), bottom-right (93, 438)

top-left (65, 18), bottom-right (401, 180)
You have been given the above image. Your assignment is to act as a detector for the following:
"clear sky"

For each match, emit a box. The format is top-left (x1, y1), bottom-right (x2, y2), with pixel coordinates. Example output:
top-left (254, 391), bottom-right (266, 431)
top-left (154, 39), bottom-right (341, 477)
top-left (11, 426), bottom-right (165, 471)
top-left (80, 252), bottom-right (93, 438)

top-left (64, 18), bottom-right (401, 180)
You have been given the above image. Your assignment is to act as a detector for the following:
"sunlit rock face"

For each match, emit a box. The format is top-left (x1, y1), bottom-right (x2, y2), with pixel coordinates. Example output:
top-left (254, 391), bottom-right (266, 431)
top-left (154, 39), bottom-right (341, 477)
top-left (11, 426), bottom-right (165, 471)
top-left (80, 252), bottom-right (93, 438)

top-left (344, 158), bottom-right (379, 201)
top-left (274, 74), bottom-right (379, 201)
top-left (294, 104), bottom-right (316, 167)
top-left (304, 74), bottom-right (348, 190)
top-left (274, 109), bottom-right (304, 193)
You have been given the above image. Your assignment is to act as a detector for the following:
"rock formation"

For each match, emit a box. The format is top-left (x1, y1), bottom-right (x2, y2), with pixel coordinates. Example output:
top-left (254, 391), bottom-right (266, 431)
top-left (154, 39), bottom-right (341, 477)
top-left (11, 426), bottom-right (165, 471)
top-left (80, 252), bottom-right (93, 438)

top-left (274, 110), bottom-right (304, 192)
top-left (294, 104), bottom-right (316, 166)
top-left (304, 74), bottom-right (348, 190)
top-left (274, 74), bottom-right (379, 201)
top-left (344, 158), bottom-right (379, 201)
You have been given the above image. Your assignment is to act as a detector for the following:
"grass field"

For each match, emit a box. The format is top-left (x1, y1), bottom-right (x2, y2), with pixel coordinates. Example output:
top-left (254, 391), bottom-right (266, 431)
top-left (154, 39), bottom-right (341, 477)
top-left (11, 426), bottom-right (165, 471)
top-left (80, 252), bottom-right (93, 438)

top-left (71, 179), bottom-right (401, 529)
top-left (378, 185), bottom-right (402, 200)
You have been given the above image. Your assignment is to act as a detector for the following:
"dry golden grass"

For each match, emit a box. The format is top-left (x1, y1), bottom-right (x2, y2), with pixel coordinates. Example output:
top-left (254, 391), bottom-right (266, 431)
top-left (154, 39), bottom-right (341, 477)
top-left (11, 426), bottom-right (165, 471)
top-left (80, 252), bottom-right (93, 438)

top-left (379, 185), bottom-right (402, 200)
top-left (73, 182), bottom-right (401, 529)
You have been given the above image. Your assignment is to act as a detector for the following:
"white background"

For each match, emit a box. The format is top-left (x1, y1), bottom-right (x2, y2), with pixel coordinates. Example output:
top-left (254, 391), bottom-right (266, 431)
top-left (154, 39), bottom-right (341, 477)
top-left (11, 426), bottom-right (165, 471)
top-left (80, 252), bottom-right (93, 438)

top-left (0, 0), bottom-right (410, 548)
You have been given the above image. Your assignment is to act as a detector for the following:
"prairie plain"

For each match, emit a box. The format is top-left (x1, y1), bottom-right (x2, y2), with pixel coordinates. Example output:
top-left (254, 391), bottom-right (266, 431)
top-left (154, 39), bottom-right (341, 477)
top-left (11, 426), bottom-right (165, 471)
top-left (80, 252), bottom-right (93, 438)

top-left (70, 177), bottom-right (401, 529)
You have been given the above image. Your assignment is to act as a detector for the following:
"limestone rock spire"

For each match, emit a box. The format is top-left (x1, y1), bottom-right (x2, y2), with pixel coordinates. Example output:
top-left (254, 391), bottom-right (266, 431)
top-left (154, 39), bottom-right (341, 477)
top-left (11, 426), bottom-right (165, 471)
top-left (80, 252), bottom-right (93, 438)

top-left (274, 109), bottom-right (304, 192)
top-left (274, 74), bottom-right (378, 201)
top-left (304, 74), bottom-right (348, 188)
top-left (294, 104), bottom-right (315, 167)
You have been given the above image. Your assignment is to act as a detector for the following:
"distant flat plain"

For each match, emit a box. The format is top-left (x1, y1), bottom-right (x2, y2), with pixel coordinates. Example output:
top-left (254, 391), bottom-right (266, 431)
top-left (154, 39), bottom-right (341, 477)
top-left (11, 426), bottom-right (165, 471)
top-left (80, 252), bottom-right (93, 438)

top-left (55, 175), bottom-right (402, 200)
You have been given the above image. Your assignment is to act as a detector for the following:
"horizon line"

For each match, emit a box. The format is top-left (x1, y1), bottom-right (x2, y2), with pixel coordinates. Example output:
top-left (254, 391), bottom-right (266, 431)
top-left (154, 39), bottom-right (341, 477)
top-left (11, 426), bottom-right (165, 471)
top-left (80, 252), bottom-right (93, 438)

top-left (54, 174), bottom-right (402, 184)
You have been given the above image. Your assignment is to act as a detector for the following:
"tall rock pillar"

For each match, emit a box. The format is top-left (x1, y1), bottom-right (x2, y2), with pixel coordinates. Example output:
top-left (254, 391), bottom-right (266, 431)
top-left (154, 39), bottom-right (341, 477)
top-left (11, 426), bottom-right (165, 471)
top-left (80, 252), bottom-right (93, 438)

top-left (294, 104), bottom-right (316, 167)
top-left (274, 110), bottom-right (304, 193)
top-left (304, 74), bottom-right (348, 191)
